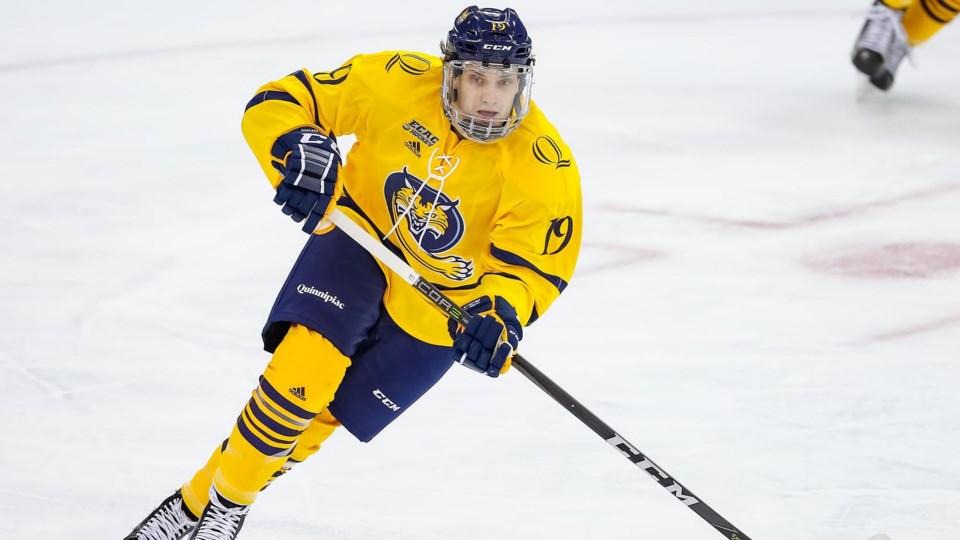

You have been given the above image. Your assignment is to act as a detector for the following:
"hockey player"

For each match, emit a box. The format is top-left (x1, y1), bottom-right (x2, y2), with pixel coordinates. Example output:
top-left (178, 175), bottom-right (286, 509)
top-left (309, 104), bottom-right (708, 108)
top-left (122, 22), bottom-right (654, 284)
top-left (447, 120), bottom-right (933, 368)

top-left (123, 5), bottom-right (581, 540)
top-left (852, 0), bottom-right (958, 90)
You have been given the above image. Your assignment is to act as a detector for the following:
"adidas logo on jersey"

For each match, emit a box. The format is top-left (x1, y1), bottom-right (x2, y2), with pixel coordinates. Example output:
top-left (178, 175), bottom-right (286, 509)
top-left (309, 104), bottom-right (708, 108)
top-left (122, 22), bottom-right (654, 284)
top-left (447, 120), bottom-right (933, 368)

top-left (289, 386), bottom-right (306, 401)
top-left (404, 140), bottom-right (421, 158)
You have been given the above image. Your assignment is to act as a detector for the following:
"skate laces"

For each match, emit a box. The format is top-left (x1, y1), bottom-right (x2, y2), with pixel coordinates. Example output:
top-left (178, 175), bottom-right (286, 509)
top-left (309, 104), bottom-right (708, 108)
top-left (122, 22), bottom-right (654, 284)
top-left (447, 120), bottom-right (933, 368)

top-left (861, 4), bottom-right (913, 65)
top-left (859, 4), bottom-right (897, 51)
top-left (193, 496), bottom-right (249, 540)
top-left (885, 11), bottom-right (915, 68)
top-left (135, 496), bottom-right (195, 540)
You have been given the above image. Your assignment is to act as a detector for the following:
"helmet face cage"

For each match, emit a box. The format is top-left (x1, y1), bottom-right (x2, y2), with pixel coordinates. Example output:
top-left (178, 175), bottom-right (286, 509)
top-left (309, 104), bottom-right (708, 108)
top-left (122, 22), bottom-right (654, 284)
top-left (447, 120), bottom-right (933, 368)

top-left (440, 6), bottom-right (535, 143)
top-left (441, 61), bottom-right (533, 143)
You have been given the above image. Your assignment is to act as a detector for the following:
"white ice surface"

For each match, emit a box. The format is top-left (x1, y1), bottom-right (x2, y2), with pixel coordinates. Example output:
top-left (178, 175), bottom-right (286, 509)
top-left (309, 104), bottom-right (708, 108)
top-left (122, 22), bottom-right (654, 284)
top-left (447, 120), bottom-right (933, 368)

top-left (1, 1), bottom-right (959, 539)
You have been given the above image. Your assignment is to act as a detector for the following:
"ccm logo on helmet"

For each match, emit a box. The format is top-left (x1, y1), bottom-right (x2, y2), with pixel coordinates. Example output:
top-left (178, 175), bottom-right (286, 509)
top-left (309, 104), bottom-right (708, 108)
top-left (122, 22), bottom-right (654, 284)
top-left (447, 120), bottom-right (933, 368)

top-left (482, 44), bottom-right (513, 51)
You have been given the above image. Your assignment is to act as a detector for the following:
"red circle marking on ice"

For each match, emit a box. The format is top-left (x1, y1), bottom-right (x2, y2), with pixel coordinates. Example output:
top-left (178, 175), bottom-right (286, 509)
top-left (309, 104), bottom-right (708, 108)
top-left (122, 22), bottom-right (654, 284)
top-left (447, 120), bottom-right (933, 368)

top-left (804, 242), bottom-right (960, 279)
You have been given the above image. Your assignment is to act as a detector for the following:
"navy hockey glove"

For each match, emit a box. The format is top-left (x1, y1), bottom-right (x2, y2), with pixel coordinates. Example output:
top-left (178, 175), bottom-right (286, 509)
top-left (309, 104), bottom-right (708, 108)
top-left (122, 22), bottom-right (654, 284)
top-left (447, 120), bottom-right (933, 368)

top-left (448, 296), bottom-right (523, 378)
top-left (272, 127), bottom-right (342, 233)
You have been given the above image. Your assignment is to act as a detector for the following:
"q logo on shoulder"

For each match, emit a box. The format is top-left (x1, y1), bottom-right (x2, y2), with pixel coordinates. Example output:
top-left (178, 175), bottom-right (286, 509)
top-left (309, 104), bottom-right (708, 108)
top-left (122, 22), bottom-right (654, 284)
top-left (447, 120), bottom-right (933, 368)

top-left (532, 136), bottom-right (571, 169)
top-left (312, 64), bottom-right (352, 85)
top-left (385, 54), bottom-right (431, 76)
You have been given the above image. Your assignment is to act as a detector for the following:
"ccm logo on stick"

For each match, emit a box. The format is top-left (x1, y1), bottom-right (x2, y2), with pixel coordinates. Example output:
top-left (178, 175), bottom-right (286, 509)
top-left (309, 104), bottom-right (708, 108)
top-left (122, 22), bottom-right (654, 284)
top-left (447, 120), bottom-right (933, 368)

top-left (606, 434), bottom-right (701, 507)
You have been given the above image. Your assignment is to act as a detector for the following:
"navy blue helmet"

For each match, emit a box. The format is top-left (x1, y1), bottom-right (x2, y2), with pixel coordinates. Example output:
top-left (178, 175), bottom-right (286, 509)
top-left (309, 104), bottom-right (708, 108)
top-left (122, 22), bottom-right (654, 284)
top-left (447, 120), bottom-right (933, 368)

top-left (442, 6), bottom-right (534, 66)
top-left (440, 7), bottom-right (535, 142)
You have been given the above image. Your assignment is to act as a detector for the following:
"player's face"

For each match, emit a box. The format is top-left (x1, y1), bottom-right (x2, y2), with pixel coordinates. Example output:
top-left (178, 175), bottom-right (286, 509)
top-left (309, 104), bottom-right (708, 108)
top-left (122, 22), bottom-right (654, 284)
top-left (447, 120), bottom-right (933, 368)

top-left (441, 60), bottom-right (533, 142)
top-left (452, 65), bottom-right (522, 124)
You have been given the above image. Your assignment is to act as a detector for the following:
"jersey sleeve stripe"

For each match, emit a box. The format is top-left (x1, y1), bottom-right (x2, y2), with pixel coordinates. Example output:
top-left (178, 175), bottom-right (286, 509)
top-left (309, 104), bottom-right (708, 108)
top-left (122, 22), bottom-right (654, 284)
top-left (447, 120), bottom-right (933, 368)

top-left (490, 244), bottom-right (568, 293)
top-left (244, 90), bottom-right (301, 112)
top-left (291, 70), bottom-right (324, 129)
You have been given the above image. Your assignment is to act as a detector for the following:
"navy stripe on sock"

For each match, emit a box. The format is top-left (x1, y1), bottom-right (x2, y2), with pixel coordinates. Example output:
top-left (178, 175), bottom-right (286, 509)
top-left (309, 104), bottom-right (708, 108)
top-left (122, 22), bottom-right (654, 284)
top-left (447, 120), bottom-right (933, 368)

top-left (236, 414), bottom-right (289, 456)
top-left (920, 0), bottom-right (951, 23)
top-left (934, 0), bottom-right (959, 13)
top-left (241, 409), bottom-right (297, 446)
top-left (247, 397), bottom-right (303, 438)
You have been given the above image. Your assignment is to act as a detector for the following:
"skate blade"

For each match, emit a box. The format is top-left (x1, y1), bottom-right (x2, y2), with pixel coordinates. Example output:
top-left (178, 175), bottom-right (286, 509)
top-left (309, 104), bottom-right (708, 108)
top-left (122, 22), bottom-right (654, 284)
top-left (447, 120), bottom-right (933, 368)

top-left (855, 75), bottom-right (882, 102)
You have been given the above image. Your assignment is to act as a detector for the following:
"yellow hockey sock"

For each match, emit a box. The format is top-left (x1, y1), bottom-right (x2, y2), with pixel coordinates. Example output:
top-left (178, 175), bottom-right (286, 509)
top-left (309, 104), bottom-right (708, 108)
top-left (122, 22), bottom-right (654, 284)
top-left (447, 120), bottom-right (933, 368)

top-left (182, 325), bottom-right (351, 506)
top-left (181, 440), bottom-right (227, 518)
top-left (259, 408), bottom-right (342, 489)
top-left (881, 0), bottom-right (913, 10)
top-left (290, 408), bottom-right (341, 462)
top-left (903, 0), bottom-right (958, 44)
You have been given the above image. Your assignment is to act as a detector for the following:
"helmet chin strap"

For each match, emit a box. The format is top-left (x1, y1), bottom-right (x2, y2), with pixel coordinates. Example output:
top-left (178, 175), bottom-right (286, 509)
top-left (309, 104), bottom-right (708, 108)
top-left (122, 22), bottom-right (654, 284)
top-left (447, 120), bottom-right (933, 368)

top-left (512, 78), bottom-right (525, 118)
top-left (448, 83), bottom-right (467, 140)
top-left (450, 121), bottom-right (470, 141)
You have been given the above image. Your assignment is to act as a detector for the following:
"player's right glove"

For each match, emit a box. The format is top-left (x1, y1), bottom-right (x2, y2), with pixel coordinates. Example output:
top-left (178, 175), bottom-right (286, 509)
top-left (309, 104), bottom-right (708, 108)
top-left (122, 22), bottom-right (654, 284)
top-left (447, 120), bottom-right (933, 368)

top-left (272, 127), bottom-right (342, 233)
top-left (447, 295), bottom-right (523, 378)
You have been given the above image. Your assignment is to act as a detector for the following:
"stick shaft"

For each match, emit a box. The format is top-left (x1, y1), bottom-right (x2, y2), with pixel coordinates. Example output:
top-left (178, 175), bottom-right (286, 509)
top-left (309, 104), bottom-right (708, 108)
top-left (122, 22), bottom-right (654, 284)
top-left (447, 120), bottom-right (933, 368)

top-left (510, 355), bottom-right (752, 540)
top-left (326, 208), bottom-right (752, 540)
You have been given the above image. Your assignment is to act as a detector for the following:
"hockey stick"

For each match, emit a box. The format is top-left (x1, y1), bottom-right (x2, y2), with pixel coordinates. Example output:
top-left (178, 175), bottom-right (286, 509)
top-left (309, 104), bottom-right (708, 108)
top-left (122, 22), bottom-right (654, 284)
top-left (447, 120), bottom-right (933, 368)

top-left (326, 208), bottom-right (753, 540)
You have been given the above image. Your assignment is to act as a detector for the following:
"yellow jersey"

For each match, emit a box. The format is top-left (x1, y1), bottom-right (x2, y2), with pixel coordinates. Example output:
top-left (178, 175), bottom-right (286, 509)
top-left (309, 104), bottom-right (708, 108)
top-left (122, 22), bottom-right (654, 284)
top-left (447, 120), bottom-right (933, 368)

top-left (242, 51), bottom-right (582, 346)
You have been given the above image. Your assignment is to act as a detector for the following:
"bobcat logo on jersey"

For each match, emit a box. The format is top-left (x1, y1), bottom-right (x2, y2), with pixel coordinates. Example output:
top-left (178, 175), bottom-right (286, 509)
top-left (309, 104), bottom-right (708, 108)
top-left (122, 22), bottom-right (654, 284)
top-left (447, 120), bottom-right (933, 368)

top-left (383, 168), bottom-right (473, 281)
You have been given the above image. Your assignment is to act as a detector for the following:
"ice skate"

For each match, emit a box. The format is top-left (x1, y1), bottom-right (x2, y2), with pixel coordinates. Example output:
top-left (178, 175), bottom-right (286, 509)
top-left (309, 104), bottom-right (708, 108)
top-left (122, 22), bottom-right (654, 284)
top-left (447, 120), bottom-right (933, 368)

top-left (851, 1), bottom-right (912, 90)
top-left (187, 485), bottom-right (250, 540)
top-left (124, 489), bottom-right (197, 540)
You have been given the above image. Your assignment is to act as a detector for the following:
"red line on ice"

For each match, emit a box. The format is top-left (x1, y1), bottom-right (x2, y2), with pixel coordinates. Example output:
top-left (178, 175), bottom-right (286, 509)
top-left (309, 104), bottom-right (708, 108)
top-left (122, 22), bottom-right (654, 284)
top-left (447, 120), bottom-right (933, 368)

top-left (576, 243), bottom-right (665, 276)
top-left (869, 314), bottom-right (960, 341)
top-left (604, 182), bottom-right (960, 230)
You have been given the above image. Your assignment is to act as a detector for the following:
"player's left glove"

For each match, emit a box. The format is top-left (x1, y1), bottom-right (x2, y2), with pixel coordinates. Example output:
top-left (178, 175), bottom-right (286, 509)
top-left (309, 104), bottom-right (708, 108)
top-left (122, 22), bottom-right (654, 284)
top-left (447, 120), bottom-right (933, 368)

top-left (448, 295), bottom-right (523, 378)
top-left (272, 127), bottom-right (342, 233)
